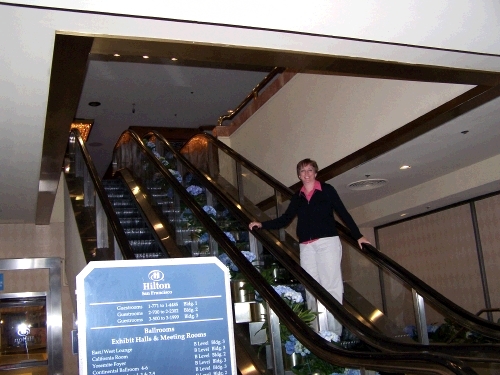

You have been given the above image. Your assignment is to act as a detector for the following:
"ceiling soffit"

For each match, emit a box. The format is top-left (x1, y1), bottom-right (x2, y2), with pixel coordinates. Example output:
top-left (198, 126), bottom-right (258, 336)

top-left (38, 34), bottom-right (500, 223)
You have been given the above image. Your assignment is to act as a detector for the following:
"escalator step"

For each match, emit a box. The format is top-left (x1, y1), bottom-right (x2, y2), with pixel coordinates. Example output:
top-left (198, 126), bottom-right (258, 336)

top-left (153, 197), bottom-right (173, 206)
top-left (119, 218), bottom-right (145, 227)
top-left (103, 178), bottom-right (166, 259)
top-left (102, 184), bottom-right (123, 191)
top-left (106, 192), bottom-right (129, 199)
top-left (124, 228), bottom-right (153, 239)
top-left (129, 239), bottom-right (157, 248)
top-left (111, 200), bottom-right (135, 208)
top-left (151, 191), bottom-right (172, 200)
top-left (135, 252), bottom-right (165, 259)
top-left (115, 208), bottom-right (141, 217)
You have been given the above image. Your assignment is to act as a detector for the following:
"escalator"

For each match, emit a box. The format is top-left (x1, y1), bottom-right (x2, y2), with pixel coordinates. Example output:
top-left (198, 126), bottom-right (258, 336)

top-left (103, 178), bottom-right (166, 259)
top-left (142, 132), bottom-right (500, 362)
top-left (66, 129), bottom-right (500, 375)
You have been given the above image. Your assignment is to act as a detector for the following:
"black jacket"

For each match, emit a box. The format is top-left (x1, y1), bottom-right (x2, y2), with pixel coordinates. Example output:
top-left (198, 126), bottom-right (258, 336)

top-left (261, 181), bottom-right (362, 243)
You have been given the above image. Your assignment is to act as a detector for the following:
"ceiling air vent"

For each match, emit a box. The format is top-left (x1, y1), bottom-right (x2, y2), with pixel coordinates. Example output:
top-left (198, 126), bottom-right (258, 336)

top-left (347, 179), bottom-right (388, 191)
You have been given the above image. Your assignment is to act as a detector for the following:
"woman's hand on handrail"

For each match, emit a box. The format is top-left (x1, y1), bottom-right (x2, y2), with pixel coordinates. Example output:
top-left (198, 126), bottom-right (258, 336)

top-left (357, 236), bottom-right (371, 249)
top-left (249, 221), bottom-right (262, 230)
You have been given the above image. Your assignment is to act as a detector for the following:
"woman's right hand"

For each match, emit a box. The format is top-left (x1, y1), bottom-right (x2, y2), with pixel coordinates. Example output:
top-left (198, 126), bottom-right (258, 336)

top-left (248, 221), bottom-right (262, 230)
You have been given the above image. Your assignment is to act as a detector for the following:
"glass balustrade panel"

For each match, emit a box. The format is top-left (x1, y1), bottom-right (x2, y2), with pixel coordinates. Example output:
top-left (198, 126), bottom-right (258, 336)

top-left (66, 144), bottom-right (117, 261)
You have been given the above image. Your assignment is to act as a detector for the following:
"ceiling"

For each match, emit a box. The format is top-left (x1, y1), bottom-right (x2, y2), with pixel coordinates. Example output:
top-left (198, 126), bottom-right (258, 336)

top-left (332, 93), bottom-right (500, 226)
top-left (72, 54), bottom-right (500, 229)
top-left (75, 59), bottom-right (271, 176)
top-left (2, 4), bottom-right (500, 227)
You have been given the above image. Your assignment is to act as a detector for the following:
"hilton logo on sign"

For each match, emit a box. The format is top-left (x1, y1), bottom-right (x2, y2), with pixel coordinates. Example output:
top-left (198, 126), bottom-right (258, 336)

top-left (142, 270), bottom-right (172, 296)
top-left (148, 270), bottom-right (164, 282)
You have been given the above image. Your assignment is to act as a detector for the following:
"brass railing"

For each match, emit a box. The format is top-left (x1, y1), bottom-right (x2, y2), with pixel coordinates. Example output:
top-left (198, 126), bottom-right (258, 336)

top-left (216, 67), bottom-right (285, 126)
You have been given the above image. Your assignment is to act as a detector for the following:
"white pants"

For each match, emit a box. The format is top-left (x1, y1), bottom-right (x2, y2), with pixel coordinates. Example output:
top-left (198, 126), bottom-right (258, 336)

top-left (300, 236), bottom-right (343, 336)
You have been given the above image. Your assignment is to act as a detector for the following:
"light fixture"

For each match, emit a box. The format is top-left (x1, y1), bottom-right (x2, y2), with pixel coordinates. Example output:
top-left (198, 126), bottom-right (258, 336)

top-left (17, 323), bottom-right (30, 337)
top-left (171, 57), bottom-right (178, 61)
top-left (400, 165), bottom-right (411, 170)
top-left (88, 101), bottom-right (101, 107)
top-left (227, 110), bottom-right (234, 114)
top-left (70, 119), bottom-right (94, 142)
top-left (113, 53), bottom-right (120, 57)
top-left (143, 55), bottom-right (149, 59)
top-left (400, 213), bottom-right (407, 217)
top-left (347, 179), bottom-right (388, 191)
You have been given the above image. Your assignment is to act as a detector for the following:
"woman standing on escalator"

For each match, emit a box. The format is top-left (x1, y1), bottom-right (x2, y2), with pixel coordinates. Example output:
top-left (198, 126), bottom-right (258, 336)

top-left (248, 158), bottom-right (370, 336)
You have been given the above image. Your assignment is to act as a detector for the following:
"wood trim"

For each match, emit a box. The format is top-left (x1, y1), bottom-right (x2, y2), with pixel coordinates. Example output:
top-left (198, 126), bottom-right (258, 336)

top-left (90, 36), bottom-right (500, 86)
top-left (128, 126), bottom-right (202, 141)
top-left (35, 34), bottom-right (94, 224)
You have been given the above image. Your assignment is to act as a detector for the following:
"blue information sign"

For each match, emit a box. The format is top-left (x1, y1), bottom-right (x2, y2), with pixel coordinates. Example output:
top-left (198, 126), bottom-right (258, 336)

top-left (76, 258), bottom-right (236, 375)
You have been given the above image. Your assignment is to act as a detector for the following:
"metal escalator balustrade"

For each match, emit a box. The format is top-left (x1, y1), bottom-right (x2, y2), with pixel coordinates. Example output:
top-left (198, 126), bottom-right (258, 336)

top-left (65, 129), bottom-right (180, 262)
top-left (110, 129), bottom-right (482, 375)
top-left (65, 129), bottom-right (135, 260)
top-left (102, 179), bottom-right (165, 259)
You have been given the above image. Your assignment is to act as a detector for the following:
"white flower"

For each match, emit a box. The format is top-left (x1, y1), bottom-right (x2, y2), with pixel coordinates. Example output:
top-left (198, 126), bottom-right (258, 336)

top-left (169, 169), bottom-right (182, 183)
top-left (241, 250), bottom-right (256, 263)
top-left (343, 369), bottom-right (361, 375)
top-left (186, 185), bottom-right (204, 196)
top-left (203, 205), bottom-right (217, 217)
top-left (294, 340), bottom-right (310, 357)
top-left (319, 330), bottom-right (340, 343)
top-left (224, 231), bottom-right (236, 243)
top-left (273, 285), bottom-right (303, 304)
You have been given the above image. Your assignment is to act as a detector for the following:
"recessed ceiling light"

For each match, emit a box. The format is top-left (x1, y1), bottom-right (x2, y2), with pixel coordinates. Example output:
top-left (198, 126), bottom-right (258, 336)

top-left (227, 110), bottom-right (234, 114)
top-left (400, 165), bottom-right (411, 170)
top-left (113, 53), bottom-right (120, 57)
top-left (171, 57), bottom-right (178, 61)
top-left (88, 101), bottom-right (101, 107)
top-left (400, 213), bottom-right (407, 217)
top-left (143, 55), bottom-right (149, 59)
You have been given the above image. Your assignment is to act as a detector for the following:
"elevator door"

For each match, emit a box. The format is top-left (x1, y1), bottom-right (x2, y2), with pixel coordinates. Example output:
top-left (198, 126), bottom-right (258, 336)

top-left (0, 293), bottom-right (47, 374)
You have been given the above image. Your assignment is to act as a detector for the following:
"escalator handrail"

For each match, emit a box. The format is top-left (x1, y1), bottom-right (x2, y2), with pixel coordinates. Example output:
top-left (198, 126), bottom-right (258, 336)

top-left (144, 131), bottom-right (499, 365)
top-left (154, 130), bottom-right (500, 356)
top-left (335, 223), bottom-right (500, 339)
top-left (69, 129), bottom-right (136, 260)
top-left (115, 130), bottom-right (476, 375)
top-left (185, 132), bottom-right (500, 340)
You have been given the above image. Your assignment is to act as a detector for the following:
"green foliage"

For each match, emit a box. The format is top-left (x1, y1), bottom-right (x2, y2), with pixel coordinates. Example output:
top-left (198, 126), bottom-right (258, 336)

top-left (405, 319), bottom-right (500, 344)
top-left (279, 299), bottom-right (318, 342)
top-left (432, 319), bottom-right (499, 344)
top-left (291, 353), bottom-right (345, 375)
